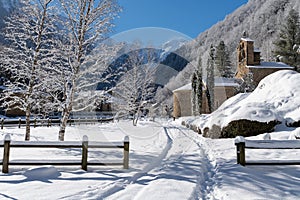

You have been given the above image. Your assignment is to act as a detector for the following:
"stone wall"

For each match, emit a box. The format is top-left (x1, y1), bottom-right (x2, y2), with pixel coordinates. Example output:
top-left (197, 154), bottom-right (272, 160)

top-left (173, 90), bottom-right (191, 118)
top-left (249, 67), bottom-right (292, 86)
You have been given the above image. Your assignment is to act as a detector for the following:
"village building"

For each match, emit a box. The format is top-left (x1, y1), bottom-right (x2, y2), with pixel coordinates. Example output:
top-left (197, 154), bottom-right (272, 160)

top-left (173, 37), bottom-right (294, 118)
top-left (173, 78), bottom-right (239, 118)
top-left (235, 37), bottom-right (294, 85)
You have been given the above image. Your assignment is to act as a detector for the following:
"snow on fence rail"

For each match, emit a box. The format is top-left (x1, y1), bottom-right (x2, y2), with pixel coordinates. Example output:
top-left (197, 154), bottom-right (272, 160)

top-left (234, 136), bottom-right (300, 166)
top-left (0, 134), bottom-right (129, 173)
top-left (0, 117), bottom-right (113, 129)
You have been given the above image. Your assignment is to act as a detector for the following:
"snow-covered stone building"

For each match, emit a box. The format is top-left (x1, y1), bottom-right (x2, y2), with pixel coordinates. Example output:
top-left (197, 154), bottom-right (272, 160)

top-left (235, 37), bottom-right (294, 85)
top-left (173, 37), bottom-right (295, 118)
top-left (173, 78), bottom-right (239, 118)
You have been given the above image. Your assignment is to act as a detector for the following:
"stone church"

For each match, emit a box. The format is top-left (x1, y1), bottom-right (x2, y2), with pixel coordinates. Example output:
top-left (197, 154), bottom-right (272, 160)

top-left (235, 37), bottom-right (294, 85)
top-left (173, 37), bottom-right (294, 118)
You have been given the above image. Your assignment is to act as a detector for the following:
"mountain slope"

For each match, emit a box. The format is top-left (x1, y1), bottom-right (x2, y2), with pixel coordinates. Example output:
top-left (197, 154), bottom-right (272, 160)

top-left (0, 0), bottom-right (19, 43)
top-left (167, 0), bottom-right (300, 90)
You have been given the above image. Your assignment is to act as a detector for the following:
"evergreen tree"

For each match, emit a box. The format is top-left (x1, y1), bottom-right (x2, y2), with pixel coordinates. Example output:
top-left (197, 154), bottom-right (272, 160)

top-left (215, 41), bottom-right (233, 77)
top-left (238, 72), bottom-right (256, 93)
top-left (274, 9), bottom-right (300, 69)
top-left (206, 45), bottom-right (215, 113)
top-left (191, 57), bottom-right (203, 115)
top-left (196, 57), bottom-right (203, 115)
top-left (191, 72), bottom-right (197, 116)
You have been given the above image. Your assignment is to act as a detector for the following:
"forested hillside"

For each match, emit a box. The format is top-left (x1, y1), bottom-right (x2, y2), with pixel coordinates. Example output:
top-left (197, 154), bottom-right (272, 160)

top-left (164, 0), bottom-right (300, 92)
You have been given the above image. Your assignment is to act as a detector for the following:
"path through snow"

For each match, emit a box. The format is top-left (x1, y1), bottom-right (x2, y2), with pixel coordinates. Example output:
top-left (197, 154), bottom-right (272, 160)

top-left (99, 123), bottom-right (217, 200)
top-left (0, 120), bottom-right (220, 200)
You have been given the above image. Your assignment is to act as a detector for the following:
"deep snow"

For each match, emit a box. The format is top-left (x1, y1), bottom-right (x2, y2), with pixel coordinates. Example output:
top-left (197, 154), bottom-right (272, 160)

top-left (0, 118), bottom-right (300, 200)
top-left (191, 70), bottom-right (300, 132)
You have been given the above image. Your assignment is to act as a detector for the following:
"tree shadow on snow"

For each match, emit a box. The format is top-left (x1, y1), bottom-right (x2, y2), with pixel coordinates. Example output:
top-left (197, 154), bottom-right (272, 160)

top-left (216, 159), bottom-right (300, 198)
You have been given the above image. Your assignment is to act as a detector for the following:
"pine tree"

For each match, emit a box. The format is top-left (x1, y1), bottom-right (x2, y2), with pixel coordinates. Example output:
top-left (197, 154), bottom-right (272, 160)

top-left (274, 9), bottom-right (300, 68)
top-left (215, 41), bottom-right (233, 78)
top-left (196, 57), bottom-right (203, 115)
top-left (206, 45), bottom-right (215, 113)
top-left (191, 57), bottom-right (203, 115)
top-left (238, 72), bottom-right (256, 93)
top-left (191, 72), bottom-right (197, 116)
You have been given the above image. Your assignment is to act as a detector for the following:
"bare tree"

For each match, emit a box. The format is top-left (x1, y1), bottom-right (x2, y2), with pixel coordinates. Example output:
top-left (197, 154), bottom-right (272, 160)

top-left (56, 0), bottom-right (121, 140)
top-left (114, 45), bottom-right (157, 126)
top-left (1, 0), bottom-right (56, 140)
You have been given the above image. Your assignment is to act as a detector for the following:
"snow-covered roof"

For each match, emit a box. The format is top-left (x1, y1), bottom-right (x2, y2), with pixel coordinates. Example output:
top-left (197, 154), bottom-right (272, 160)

top-left (247, 62), bottom-right (294, 69)
top-left (214, 77), bottom-right (240, 87)
top-left (173, 77), bottom-right (239, 92)
top-left (173, 83), bottom-right (191, 92)
top-left (241, 37), bottom-right (254, 42)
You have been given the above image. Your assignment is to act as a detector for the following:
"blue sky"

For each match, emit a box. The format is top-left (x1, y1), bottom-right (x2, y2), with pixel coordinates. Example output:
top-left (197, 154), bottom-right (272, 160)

top-left (114, 0), bottom-right (248, 38)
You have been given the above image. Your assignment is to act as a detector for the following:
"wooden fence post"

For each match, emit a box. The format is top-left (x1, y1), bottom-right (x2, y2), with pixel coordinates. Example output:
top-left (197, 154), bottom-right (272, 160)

top-left (81, 135), bottom-right (88, 171)
top-left (123, 136), bottom-right (129, 169)
top-left (34, 118), bottom-right (37, 128)
top-left (47, 118), bottom-right (51, 127)
top-left (235, 136), bottom-right (245, 166)
top-left (18, 118), bottom-right (21, 128)
top-left (1, 118), bottom-right (3, 130)
top-left (2, 134), bottom-right (11, 173)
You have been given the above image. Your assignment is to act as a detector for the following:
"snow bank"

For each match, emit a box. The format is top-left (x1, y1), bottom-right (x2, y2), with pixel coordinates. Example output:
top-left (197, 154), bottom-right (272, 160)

top-left (198, 70), bottom-right (300, 130)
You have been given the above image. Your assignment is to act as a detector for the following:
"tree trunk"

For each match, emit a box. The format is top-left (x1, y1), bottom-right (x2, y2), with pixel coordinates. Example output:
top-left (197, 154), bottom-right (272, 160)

top-left (25, 105), bottom-right (31, 141)
top-left (59, 82), bottom-right (75, 141)
top-left (133, 117), bottom-right (138, 126)
top-left (132, 115), bottom-right (137, 126)
top-left (59, 102), bottom-right (74, 141)
top-left (59, 112), bottom-right (69, 141)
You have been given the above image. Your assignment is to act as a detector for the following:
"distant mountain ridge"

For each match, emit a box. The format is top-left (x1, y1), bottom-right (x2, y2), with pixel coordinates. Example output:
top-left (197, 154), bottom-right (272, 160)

top-left (1, 0), bottom-right (299, 91)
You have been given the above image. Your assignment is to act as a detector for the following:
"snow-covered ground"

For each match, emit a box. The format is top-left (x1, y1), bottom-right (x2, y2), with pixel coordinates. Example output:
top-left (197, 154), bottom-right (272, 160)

top-left (1, 119), bottom-right (299, 200)
top-left (193, 70), bottom-right (300, 132)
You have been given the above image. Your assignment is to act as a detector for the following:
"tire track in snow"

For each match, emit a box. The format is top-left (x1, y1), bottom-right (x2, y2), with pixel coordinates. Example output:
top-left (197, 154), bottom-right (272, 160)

top-left (116, 124), bottom-right (217, 200)
top-left (98, 126), bottom-right (173, 199)
top-left (61, 122), bottom-right (218, 200)
top-left (126, 127), bottom-right (173, 184)
top-left (168, 125), bottom-right (218, 200)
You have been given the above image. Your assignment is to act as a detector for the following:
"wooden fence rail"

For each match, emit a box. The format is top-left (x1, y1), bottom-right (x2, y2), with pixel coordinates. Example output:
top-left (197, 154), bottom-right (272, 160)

top-left (1, 117), bottom-right (113, 129)
top-left (0, 134), bottom-right (129, 173)
top-left (235, 136), bottom-right (300, 166)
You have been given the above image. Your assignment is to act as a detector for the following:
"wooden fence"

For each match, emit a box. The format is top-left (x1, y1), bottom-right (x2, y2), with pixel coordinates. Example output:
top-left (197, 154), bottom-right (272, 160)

top-left (1, 117), bottom-right (113, 129)
top-left (0, 134), bottom-right (129, 173)
top-left (235, 136), bottom-right (300, 166)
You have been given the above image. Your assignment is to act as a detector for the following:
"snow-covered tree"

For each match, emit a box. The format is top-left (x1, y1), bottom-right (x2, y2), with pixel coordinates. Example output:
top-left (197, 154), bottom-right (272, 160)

top-left (215, 41), bottom-right (233, 78)
top-left (274, 9), bottom-right (300, 69)
top-left (57, 0), bottom-right (121, 140)
top-left (114, 46), bottom-right (157, 126)
top-left (191, 56), bottom-right (203, 115)
top-left (153, 85), bottom-right (173, 116)
top-left (191, 72), bottom-right (197, 116)
top-left (238, 72), bottom-right (256, 93)
top-left (206, 45), bottom-right (215, 113)
top-left (294, 44), bottom-right (300, 55)
top-left (196, 57), bottom-right (203, 115)
top-left (1, 0), bottom-right (57, 140)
